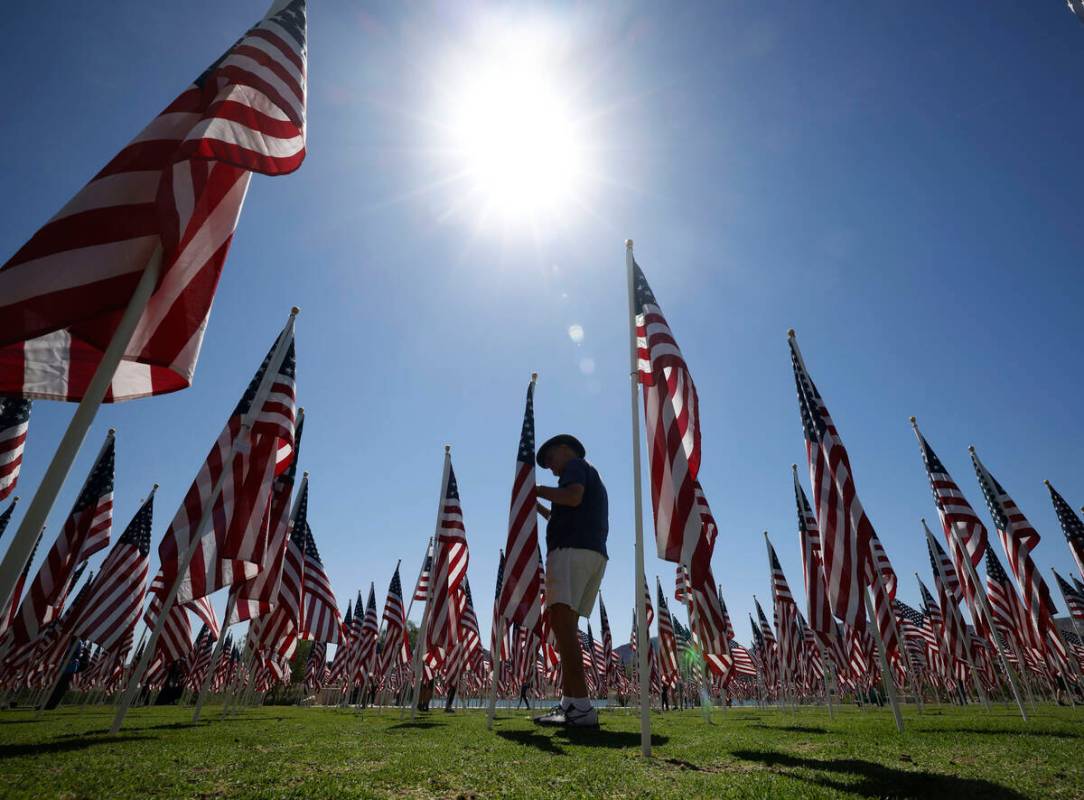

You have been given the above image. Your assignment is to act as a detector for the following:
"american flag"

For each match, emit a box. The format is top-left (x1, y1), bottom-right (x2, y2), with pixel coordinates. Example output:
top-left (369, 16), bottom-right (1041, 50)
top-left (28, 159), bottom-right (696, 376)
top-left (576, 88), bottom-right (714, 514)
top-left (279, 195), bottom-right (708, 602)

top-left (1045, 481), bottom-right (1084, 581)
top-left (71, 491), bottom-right (154, 652)
top-left (8, 431), bottom-right (114, 645)
top-left (251, 470), bottom-right (308, 659)
top-left (0, 497), bottom-right (18, 543)
top-left (598, 594), bottom-right (613, 683)
top-left (424, 456), bottom-right (469, 669)
top-left (971, 449), bottom-right (1067, 671)
top-left (0, 399), bottom-right (30, 502)
top-left (187, 624), bottom-right (216, 692)
top-left (353, 584), bottom-right (379, 685)
top-left (490, 550), bottom-right (510, 662)
top-left (0, 1), bottom-right (307, 402)
top-left (0, 527), bottom-right (42, 641)
top-left (675, 564), bottom-right (692, 604)
top-left (305, 639), bottom-right (326, 691)
top-left (917, 577), bottom-right (955, 677)
top-left (1052, 569), bottom-right (1084, 624)
top-left (633, 261), bottom-right (712, 583)
top-left (155, 600), bottom-right (194, 665)
top-left (413, 538), bottom-right (434, 602)
top-left (924, 531), bottom-right (967, 664)
top-left (495, 378), bottom-right (542, 630)
top-left (793, 467), bottom-right (837, 648)
top-left (728, 639), bottom-right (759, 678)
top-left (327, 599), bottom-right (353, 684)
top-left (753, 598), bottom-right (778, 691)
top-left (865, 537), bottom-right (901, 670)
top-left (984, 547), bottom-right (1044, 665)
top-left (378, 564), bottom-right (410, 678)
top-left (230, 407), bottom-right (305, 624)
top-left (788, 332), bottom-right (875, 628)
top-left (767, 535), bottom-right (801, 687)
top-left (298, 482), bottom-right (341, 644)
top-left (642, 575), bottom-right (655, 629)
top-left (893, 598), bottom-right (935, 676)
top-left (149, 316), bottom-right (297, 625)
top-left (656, 579), bottom-right (680, 685)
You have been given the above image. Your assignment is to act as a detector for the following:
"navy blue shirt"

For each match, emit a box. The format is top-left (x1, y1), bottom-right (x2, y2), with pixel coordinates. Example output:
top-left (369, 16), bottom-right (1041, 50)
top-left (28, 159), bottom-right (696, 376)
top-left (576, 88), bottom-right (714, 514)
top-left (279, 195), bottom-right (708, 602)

top-left (545, 458), bottom-right (608, 557)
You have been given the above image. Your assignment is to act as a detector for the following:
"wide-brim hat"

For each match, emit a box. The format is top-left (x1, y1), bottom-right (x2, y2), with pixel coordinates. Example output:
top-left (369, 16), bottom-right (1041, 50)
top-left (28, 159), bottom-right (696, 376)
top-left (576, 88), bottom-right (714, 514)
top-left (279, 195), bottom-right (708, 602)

top-left (536, 434), bottom-right (586, 467)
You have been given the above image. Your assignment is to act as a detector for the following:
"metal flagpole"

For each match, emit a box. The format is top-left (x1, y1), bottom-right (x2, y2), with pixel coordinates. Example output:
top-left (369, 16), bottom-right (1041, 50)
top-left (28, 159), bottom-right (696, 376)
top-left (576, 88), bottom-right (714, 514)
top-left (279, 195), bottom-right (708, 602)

top-left (626, 240), bottom-right (652, 758)
top-left (410, 447), bottom-right (450, 722)
top-left (0, 247), bottom-right (163, 618)
top-left (862, 581), bottom-right (904, 733)
top-left (111, 307), bottom-right (297, 734)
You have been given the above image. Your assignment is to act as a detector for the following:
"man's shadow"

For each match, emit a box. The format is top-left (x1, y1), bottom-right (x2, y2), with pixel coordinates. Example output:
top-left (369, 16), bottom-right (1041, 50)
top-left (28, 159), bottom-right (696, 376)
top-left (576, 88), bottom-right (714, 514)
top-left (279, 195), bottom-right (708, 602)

top-left (497, 727), bottom-right (670, 755)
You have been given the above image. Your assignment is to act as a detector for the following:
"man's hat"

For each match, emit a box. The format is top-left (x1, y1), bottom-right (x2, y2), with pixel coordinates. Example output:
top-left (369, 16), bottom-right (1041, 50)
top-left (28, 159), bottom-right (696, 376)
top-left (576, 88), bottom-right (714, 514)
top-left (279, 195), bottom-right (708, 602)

top-left (536, 434), bottom-right (586, 467)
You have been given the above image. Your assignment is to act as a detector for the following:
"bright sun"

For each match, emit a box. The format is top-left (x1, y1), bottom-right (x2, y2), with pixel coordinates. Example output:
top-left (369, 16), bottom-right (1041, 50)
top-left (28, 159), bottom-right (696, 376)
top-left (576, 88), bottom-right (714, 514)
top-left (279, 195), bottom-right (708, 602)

top-left (438, 29), bottom-right (588, 230)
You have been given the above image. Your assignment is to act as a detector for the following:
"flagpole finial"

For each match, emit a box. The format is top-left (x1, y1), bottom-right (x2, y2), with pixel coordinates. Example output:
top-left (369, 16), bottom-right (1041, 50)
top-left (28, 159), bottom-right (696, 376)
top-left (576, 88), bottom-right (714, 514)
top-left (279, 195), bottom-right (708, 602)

top-left (908, 415), bottom-right (917, 425)
top-left (920, 517), bottom-right (926, 525)
top-left (303, 470), bottom-right (309, 477)
top-left (108, 428), bottom-right (116, 435)
top-left (152, 483), bottom-right (159, 490)
top-left (967, 445), bottom-right (976, 453)
top-left (531, 372), bottom-right (538, 382)
top-left (787, 328), bottom-right (796, 338)
top-left (791, 463), bottom-right (797, 471)
top-left (1043, 479), bottom-right (1051, 486)
top-left (625, 239), bottom-right (633, 249)
top-left (291, 306), bottom-right (300, 316)
top-left (444, 444), bottom-right (451, 454)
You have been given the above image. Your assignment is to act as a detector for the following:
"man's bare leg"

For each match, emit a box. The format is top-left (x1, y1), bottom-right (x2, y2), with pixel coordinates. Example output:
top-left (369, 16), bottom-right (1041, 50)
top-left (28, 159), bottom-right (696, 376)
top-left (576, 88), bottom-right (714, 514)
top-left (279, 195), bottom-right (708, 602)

top-left (549, 603), bottom-right (588, 699)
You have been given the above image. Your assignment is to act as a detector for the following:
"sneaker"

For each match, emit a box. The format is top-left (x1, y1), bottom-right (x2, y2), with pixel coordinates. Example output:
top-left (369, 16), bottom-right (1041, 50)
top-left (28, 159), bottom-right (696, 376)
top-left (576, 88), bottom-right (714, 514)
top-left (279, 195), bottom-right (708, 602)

top-left (562, 704), bottom-right (599, 729)
top-left (533, 704), bottom-right (567, 726)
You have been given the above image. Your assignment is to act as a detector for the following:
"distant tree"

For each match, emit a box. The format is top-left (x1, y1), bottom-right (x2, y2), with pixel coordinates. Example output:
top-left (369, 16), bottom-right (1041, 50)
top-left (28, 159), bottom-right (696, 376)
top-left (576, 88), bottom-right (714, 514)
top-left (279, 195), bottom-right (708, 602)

top-left (290, 639), bottom-right (313, 685)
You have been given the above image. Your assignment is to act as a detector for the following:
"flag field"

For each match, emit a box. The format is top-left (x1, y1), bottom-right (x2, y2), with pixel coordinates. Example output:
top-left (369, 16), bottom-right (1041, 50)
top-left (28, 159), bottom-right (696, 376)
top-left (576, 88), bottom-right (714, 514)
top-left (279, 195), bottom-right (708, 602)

top-left (0, 705), bottom-right (1079, 799)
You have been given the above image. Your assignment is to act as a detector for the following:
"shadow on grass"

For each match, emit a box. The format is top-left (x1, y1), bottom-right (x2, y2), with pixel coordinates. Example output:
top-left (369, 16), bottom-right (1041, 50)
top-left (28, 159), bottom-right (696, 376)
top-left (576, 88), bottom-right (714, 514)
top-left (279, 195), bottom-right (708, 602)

top-left (746, 724), bottom-right (829, 735)
top-left (922, 726), bottom-right (1080, 740)
top-left (0, 735), bottom-right (155, 760)
top-left (731, 749), bottom-right (1027, 799)
top-left (497, 730), bottom-right (567, 755)
top-left (555, 728), bottom-right (670, 749)
top-left (386, 721), bottom-right (444, 731)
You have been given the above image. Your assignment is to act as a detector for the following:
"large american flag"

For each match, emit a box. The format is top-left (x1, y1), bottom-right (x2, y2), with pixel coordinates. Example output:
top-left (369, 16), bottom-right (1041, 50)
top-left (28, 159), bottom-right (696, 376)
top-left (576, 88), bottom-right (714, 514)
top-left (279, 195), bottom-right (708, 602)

top-left (633, 261), bottom-right (712, 583)
top-left (252, 471), bottom-right (308, 659)
top-left (655, 579), bottom-right (680, 686)
top-left (971, 449), bottom-right (1067, 672)
top-left (0, 1), bottom-right (307, 402)
top-left (71, 491), bottom-right (154, 652)
top-left (495, 378), bottom-right (542, 630)
top-left (984, 547), bottom-right (1044, 667)
top-left (1053, 569), bottom-right (1084, 624)
top-left (767, 536), bottom-right (801, 688)
top-left (0, 399), bottom-right (30, 503)
top-left (1046, 481), bottom-right (1084, 582)
top-left (378, 564), bottom-right (410, 678)
top-left (912, 422), bottom-right (987, 611)
top-left (230, 407), bottom-right (305, 625)
top-left (490, 550), bottom-right (509, 662)
top-left (298, 482), bottom-right (341, 645)
top-left (788, 332), bottom-right (875, 628)
top-left (8, 432), bottom-right (114, 645)
top-left (924, 531), bottom-right (968, 665)
top-left (148, 317), bottom-right (296, 623)
top-left (424, 457), bottom-right (469, 669)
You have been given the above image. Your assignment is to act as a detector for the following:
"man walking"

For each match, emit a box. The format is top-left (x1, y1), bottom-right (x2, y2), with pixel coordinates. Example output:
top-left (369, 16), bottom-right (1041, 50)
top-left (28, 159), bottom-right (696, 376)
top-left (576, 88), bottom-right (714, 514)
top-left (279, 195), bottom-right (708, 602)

top-left (531, 434), bottom-right (608, 729)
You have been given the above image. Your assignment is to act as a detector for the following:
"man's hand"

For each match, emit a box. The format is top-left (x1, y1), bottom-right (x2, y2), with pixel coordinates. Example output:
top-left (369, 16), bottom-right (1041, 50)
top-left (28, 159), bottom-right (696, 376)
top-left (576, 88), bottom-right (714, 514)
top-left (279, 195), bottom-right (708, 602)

top-left (536, 502), bottom-right (551, 520)
top-left (536, 484), bottom-right (585, 508)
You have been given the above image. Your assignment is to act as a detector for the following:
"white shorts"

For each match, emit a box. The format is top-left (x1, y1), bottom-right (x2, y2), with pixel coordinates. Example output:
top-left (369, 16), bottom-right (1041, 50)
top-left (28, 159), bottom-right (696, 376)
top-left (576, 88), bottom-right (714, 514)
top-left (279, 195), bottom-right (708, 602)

top-left (545, 548), bottom-right (607, 618)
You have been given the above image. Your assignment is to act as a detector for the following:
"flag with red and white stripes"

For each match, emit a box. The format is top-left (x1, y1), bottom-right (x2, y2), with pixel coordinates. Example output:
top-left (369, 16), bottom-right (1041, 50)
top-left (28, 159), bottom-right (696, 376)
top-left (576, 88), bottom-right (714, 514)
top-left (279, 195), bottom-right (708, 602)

top-left (352, 584), bottom-right (379, 685)
top-left (495, 378), bottom-right (542, 631)
top-left (1053, 569), bottom-right (1084, 624)
top-left (8, 432), bottom-right (114, 646)
top-left (0, 1), bottom-right (307, 402)
top-left (148, 316), bottom-right (296, 623)
top-left (766, 535), bottom-right (801, 687)
top-left (298, 482), bottom-right (341, 644)
top-left (633, 262), bottom-right (713, 584)
top-left (252, 470), bottom-right (308, 658)
top-left (788, 332), bottom-right (876, 628)
top-left (0, 399), bottom-right (30, 503)
top-left (71, 491), bottom-right (154, 652)
top-left (793, 468), bottom-right (837, 644)
top-left (924, 532), bottom-right (968, 665)
top-left (971, 449), bottom-right (1067, 672)
top-left (1046, 481), bottom-right (1084, 582)
top-left (378, 564), bottom-right (410, 678)
top-left (0, 498), bottom-right (18, 546)
top-left (424, 458), bottom-right (469, 669)
top-left (655, 579), bottom-right (680, 686)
top-left (413, 538), bottom-right (434, 602)
top-left (490, 550), bottom-right (510, 662)
top-left (984, 547), bottom-right (1044, 667)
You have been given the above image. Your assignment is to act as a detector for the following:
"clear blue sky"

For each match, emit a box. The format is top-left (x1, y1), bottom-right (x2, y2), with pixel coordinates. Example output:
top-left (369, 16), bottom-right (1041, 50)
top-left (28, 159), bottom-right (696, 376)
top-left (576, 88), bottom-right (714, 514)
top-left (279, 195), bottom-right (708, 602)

top-left (3, 2), bottom-right (1084, 655)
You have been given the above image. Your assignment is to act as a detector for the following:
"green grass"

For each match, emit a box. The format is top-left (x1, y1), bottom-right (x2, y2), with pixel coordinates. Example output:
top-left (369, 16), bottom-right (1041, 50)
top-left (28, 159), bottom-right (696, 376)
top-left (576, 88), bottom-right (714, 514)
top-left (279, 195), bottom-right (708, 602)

top-left (0, 702), bottom-right (1081, 799)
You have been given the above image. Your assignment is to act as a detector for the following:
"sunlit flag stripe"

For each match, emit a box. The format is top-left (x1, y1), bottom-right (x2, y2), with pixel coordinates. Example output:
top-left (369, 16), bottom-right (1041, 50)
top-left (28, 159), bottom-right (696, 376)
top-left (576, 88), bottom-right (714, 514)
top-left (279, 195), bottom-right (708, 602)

top-left (634, 261), bottom-right (712, 583)
top-left (379, 564), bottom-right (410, 676)
top-left (789, 333), bottom-right (874, 629)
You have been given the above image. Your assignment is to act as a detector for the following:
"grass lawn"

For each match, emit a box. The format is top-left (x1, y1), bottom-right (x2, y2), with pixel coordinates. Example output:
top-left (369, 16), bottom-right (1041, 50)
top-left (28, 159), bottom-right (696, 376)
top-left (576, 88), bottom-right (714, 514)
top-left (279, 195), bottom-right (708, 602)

top-left (0, 702), bottom-right (1081, 799)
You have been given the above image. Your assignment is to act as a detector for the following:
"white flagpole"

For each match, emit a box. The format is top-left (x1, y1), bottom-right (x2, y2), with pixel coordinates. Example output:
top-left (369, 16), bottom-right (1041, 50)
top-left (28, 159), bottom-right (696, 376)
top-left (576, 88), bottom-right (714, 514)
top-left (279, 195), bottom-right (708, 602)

top-left (111, 308), bottom-right (298, 733)
top-left (862, 575), bottom-right (905, 732)
top-left (410, 447), bottom-right (450, 721)
top-left (0, 246), bottom-right (163, 618)
top-left (625, 240), bottom-right (652, 758)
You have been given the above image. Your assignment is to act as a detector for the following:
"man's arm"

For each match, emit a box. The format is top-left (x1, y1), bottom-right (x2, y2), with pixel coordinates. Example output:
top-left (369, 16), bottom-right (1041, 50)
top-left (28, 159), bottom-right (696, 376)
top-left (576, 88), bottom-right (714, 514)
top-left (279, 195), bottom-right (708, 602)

top-left (535, 501), bottom-right (551, 520)
top-left (536, 483), bottom-right (585, 508)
